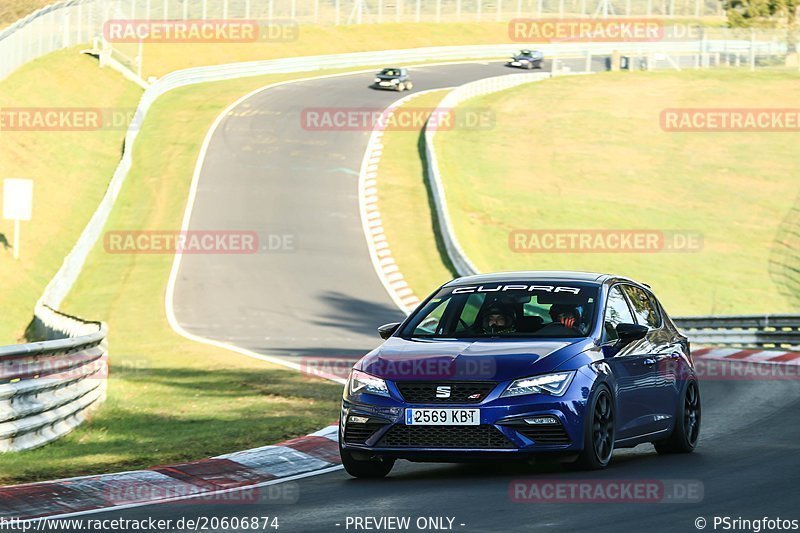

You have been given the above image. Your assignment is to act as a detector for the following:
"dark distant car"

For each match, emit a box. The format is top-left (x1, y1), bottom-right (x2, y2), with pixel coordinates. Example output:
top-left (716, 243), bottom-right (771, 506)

top-left (372, 67), bottom-right (413, 91)
top-left (339, 271), bottom-right (701, 478)
top-left (507, 49), bottom-right (544, 69)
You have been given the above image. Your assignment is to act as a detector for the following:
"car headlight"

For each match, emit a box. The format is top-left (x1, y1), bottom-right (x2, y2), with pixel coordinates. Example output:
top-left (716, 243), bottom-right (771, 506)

top-left (374, 77), bottom-right (381, 83)
top-left (348, 369), bottom-right (390, 398)
top-left (501, 371), bottom-right (575, 398)
top-left (390, 79), bottom-right (399, 84)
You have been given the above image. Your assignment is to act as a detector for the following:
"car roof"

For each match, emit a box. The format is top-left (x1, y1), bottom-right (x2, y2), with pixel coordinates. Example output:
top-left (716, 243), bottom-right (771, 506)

top-left (444, 270), bottom-right (612, 286)
top-left (444, 271), bottom-right (653, 290)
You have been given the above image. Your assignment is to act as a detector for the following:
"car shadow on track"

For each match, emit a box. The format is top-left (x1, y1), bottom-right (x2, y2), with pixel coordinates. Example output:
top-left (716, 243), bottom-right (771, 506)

top-left (344, 444), bottom-right (708, 484)
top-left (310, 291), bottom-right (406, 338)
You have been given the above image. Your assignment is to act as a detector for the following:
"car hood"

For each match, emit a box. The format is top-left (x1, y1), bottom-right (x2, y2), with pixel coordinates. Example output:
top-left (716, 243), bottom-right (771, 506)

top-left (376, 75), bottom-right (400, 80)
top-left (355, 337), bottom-right (594, 382)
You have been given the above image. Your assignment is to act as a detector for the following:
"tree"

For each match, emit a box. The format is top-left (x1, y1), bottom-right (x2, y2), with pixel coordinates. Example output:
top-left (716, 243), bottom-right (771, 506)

top-left (721, 0), bottom-right (797, 50)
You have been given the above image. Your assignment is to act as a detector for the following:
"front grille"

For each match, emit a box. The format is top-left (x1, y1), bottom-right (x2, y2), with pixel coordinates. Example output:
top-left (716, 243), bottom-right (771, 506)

top-left (343, 422), bottom-right (386, 445)
top-left (394, 381), bottom-right (497, 404)
top-left (377, 425), bottom-right (515, 449)
top-left (513, 424), bottom-right (571, 445)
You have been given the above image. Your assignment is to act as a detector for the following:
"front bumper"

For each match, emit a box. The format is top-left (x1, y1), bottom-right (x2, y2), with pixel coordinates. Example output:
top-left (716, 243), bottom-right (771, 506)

top-left (506, 59), bottom-right (542, 67)
top-left (373, 80), bottom-right (401, 89)
top-left (340, 378), bottom-right (590, 459)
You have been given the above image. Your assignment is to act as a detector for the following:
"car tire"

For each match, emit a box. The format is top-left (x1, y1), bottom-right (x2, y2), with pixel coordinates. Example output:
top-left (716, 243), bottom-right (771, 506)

top-left (405, 81), bottom-right (414, 90)
top-left (526, 62), bottom-right (533, 70)
top-left (654, 380), bottom-right (701, 454)
top-left (573, 385), bottom-right (615, 470)
top-left (395, 83), bottom-right (405, 92)
top-left (339, 440), bottom-right (395, 478)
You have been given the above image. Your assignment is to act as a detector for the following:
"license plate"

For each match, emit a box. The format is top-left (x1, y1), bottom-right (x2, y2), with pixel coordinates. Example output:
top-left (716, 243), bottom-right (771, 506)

top-left (379, 81), bottom-right (391, 86)
top-left (405, 408), bottom-right (480, 426)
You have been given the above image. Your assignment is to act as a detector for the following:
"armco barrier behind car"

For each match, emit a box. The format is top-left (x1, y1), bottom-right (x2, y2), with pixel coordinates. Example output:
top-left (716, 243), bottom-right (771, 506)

top-left (673, 314), bottom-right (800, 348)
top-left (0, 304), bottom-right (108, 452)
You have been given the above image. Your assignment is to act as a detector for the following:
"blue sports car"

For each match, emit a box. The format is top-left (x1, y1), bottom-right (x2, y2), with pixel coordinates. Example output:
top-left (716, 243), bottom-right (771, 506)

top-left (339, 271), bottom-right (701, 477)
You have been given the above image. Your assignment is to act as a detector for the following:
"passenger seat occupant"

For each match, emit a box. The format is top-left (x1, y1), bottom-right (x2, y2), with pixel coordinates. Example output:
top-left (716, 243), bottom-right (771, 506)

top-left (549, 304), bottom-right (584, 333)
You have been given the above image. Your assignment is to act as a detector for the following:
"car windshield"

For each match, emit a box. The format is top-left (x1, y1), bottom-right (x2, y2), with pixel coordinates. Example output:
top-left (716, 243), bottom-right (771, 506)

top-left (400, 282), bottom-right (599, 339)
top-left (380, 69), bottom-right (401, 76)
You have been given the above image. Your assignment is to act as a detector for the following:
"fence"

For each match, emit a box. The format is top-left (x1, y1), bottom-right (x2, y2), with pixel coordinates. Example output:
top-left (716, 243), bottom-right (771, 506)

top-left (2, 0), bottom-right (760, 82)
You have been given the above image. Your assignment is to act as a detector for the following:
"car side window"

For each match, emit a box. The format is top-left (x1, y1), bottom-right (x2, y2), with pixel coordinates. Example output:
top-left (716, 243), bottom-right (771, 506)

top-left (621, 285), bottom-right (661, 328)
top-left (411, 299), bottom-right (449, 336)
top-left (603, 285), bottom-right (636, 342)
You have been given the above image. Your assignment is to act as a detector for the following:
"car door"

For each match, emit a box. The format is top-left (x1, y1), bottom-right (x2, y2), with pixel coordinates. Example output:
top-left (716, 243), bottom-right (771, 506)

top-left (622, 285), bottom-right (682, 425)
top-left (601, 285), bottom-right (663, 440)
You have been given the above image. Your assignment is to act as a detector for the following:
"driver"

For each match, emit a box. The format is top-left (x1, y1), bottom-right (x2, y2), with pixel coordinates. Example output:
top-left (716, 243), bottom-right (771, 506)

top-left (549, 304), bottom-right (585, 334)
top-left (481, 306), bottom-right (516, 335)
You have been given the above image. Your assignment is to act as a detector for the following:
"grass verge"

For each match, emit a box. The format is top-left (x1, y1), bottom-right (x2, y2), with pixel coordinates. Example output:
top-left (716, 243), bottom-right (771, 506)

top-left (434, 70), bottom-right (800, 315)
top-left (0, 0), bottom-right (51, 29)
top-left (124, 19), bottom-right (730, 79)
top-left (125, 23), bottom-right (516, 78)
top-left (376, 90), bottom-right (456, 299)
top-left (0, 48), bottom-right (142, 345)
top-left (1, 70), bottom-right (379, 485)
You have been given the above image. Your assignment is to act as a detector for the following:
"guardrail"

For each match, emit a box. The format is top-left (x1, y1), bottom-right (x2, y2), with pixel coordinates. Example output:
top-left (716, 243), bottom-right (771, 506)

top-left (423, 71), bottom-right (554, 277)
top-left (674, 315), bottom-right (800, 348)
top-left (0, 304), bottom-right (107, 452)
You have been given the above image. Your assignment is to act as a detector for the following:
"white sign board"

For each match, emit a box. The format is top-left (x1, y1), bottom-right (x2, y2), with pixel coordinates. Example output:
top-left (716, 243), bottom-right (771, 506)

top-left (3, 178), bottom-right (33, 221)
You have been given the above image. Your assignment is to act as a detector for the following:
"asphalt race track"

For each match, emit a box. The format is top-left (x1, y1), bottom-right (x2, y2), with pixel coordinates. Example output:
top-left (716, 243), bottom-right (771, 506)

top-left (100, 379), bottom-right (800, 531)
top-left (171, 60), bottom-right (564, 363)
top-left (97, 60), bottom-right (800, 531)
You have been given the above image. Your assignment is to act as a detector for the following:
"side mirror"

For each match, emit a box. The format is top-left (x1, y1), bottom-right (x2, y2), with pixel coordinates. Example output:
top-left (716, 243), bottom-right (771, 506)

top-left (615, 323), bottom-right (648, 345)
top-left (378, 322), bottom-right (401, 340)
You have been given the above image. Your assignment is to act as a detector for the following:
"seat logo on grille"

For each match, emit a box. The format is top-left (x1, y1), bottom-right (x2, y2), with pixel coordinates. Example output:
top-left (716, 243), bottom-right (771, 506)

top-left (435, 386), bottom-right (451, 398)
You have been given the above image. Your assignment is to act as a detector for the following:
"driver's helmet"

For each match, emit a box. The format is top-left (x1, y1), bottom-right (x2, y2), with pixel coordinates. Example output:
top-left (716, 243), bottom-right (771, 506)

top-left (549, 304), bottom-right (583, 329)
top-left (482, 305), bottom-right (516, 333)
